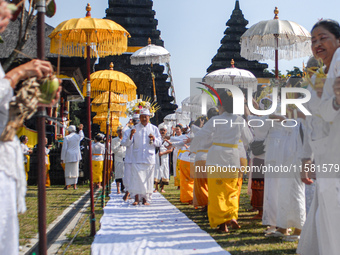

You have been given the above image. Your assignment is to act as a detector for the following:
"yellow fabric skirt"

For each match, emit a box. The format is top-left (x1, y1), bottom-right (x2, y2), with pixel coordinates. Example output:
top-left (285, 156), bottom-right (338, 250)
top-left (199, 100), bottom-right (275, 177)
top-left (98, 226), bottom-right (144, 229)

top-left (93, 160), bottom-right (104, 183)
top-left (193, 160), bottom-right (208, 207)
top-left (179, 160), bottom-right (194, 203)
top-left (25, 155), bottom-right (30, 181)
top-left (237, 157), bottom-right (247, 204)
top-left (207, 169), bottom-right (240, 228)
top-left (174, 157), bottom-right (181, 187)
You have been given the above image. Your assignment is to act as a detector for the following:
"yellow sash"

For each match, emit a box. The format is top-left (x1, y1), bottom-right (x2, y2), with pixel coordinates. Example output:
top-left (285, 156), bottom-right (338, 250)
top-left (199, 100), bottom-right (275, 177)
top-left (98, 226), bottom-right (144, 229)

top-left (212, 143), bottom-right (238, 148)
top-left (197, 149), bottom-right (209, 153)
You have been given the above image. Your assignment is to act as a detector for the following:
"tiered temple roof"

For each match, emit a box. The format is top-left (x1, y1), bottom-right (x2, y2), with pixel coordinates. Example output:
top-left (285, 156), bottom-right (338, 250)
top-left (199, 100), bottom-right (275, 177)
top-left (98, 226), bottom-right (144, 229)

top-left (99, 0), bottom-right (177, 124)
top-left (207, 0), bottom-right (268, 77)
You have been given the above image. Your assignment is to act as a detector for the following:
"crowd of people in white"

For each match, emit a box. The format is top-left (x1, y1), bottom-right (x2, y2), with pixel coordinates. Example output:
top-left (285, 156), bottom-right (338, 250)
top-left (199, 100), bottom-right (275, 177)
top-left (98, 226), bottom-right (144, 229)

top-left (1, 0), bottom-right (340, 253)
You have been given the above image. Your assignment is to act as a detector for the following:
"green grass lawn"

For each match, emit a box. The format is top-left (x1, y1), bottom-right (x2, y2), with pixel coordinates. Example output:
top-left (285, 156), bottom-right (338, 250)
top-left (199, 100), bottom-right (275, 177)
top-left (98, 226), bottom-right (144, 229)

top-left (162, 179), bottom-right (298, 255)
top-left (19, 185), bottom-right (90, 247)
top-left (56, 188), bottom-right (109, 255)
top-left (20, 180), bottom-right (298, 254)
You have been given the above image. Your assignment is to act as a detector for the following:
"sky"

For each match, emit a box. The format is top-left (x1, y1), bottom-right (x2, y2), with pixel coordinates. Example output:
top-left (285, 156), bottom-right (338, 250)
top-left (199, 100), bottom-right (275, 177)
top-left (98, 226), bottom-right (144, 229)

top-left (46, 0), bottom-right (340, 108)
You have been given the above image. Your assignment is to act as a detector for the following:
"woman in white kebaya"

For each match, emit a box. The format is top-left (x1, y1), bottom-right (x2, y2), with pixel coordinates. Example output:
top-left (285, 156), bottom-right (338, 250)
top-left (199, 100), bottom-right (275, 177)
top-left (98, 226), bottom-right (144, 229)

top-left (298, 19), bottom-right (340, 255)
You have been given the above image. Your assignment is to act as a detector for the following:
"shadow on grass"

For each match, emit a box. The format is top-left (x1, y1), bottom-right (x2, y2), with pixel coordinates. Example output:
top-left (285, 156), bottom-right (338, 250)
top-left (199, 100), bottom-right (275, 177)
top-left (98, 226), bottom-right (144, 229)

top-left (163, 180), bottom-right (298, 255)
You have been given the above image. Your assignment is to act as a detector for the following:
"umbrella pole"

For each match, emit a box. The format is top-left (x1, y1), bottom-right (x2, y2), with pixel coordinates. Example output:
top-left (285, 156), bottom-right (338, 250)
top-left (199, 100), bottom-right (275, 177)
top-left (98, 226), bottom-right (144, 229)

top-left (150, 63), bottom-right (159, 125)
top-left (102, 85), bottom-right (112, 208)
top-left (151, 63), bottom-right (157, 102)
top-left (108, 121), bottom-right (112, 196)
top-left (86, 45), bottom-right (96, 236)
top-left (36, 1), bottom-right (47, 254)
top-left (275, 35), bottom-right (279, 79)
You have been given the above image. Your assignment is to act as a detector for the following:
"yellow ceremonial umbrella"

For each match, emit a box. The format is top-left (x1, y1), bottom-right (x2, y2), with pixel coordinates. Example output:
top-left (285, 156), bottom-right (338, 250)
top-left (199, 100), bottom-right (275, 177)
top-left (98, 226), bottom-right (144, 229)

top-left (92, 91), bottom-right (127, 122)
top-left (92, 91), bottom-right (127, 104)
top-left (93, 112), bottom-right (120, 124)
top-left (93, 112), bottom-right (121, 136)
top-left (92, 90), bottom-right (127, 194)
top-left (83, 63), bottom-right (137, 100)
top-left (99, 122), bottom-right (121, 134)
top-left (92, 103), bottom-right (126, 114)
top-left (91, 91), bottom-right (127, 120)
top-left (48, 3), bottom-right (130, 235)
top-left (49, 7), bottom-right (129, 58)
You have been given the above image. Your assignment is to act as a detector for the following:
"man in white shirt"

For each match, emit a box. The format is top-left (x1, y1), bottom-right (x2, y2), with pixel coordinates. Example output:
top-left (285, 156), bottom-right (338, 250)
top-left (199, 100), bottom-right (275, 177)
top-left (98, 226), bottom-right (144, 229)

top-left (122, 109), bottom-right (162, 205)
top-left (61, 124), bottom-right (84, 190)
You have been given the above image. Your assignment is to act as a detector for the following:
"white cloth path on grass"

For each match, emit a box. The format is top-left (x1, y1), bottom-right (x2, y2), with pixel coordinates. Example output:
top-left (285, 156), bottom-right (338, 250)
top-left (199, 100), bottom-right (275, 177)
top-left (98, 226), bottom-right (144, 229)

top-left (91, 183), bottom-right (230, 255)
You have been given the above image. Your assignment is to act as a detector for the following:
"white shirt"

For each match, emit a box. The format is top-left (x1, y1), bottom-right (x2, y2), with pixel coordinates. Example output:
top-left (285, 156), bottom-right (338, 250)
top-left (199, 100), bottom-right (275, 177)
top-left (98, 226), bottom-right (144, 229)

top-left (111, 136), bottom-right (126, 162)
top-left (318, 47), bottom-right (340, 172)
top-left (121, 126), bottom-right (134, 164)
top-left (122, 122), bottom-right (161, 165)
top-left (194, 112), bottom-right (253, 168)
top-left (21, 143), bottom-right (30, 155)
top-left (92, 141), bottom-right (105, 161)
top-left (0, 64), bottom-right (26, 213)
top-left (190, 125), bottom-right (213, 162)
top-left (156, 140), bottom-right (170, 168)
top-left (319, 47), bottom-right (340, 122)
top-left (61, 130), bottom-right (84, 163)
top-left (248, 115), bottom-right (271, 159)
top-left (302, 82), bottom-right (330, 159)
top-left (45, 147), bottom-right (50, 165)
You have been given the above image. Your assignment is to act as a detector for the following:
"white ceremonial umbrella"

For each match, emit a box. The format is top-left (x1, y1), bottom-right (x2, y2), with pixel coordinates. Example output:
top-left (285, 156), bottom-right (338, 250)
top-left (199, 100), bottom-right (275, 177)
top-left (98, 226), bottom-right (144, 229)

top-left (164, 108), bottom-right (190, 128)
top-left (203, 60), bottom-right (258, 92)
top-left (163, 113), bottom-right (177, 134)
top-left (181, 94), bottom-right (217, 121)
top-left (130, 38), bottom-right (171, 101)
top-left (240, 7), bottom-right (311, 78)
top-left (164, 113), bottom-right (177, 121)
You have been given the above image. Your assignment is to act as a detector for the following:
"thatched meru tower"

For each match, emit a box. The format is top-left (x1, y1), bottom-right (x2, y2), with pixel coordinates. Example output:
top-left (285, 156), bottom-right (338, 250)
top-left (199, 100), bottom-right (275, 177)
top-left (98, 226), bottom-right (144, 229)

top-left (207, 0), bottom-right (268, 77)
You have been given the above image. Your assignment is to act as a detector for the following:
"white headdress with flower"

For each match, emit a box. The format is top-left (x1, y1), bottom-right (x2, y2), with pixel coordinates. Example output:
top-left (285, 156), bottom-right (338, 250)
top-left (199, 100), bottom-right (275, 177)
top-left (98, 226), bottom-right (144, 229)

top-left (126, 96), bottom-right (160, 118)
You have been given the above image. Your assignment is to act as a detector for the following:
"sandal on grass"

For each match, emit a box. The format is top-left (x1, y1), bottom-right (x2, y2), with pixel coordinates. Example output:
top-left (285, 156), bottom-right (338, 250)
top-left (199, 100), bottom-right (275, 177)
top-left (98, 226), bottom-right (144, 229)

top-left (283, 235), bottom-right (300, 242)
top-left (265, 231), bottom-right (287, 237)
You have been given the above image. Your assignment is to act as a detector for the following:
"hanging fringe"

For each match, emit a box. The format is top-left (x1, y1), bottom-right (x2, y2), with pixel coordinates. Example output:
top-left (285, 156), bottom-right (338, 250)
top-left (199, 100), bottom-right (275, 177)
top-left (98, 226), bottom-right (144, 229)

top-left (240, 35), bottom-right (312, 61)
top-left (92, 103), bottom-right (126, 113)
top-left (130, 44), bottom-right (171, 65)
top-left (92, 91), bottom-right (127, 104)
top-left (49, 24), bottom-right (130, 58)
top-left (82, 86), bottom-right (136, 101)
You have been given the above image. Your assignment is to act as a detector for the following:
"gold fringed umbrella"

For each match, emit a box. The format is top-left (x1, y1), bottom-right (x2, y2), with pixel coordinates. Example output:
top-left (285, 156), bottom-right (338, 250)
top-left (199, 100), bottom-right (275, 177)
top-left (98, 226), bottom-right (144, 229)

top-left (99, 122), bottom-right (121, 135)
top-left (83, 63), bottom-right (137, 100)
top-left (48, 3), bottom-right (130, 235)
top-left (92, 109), bottom-right (126, 119)
top-left (92, 103), bottom-right (126, 113)
top-left (88, 65), bottom-right (132, 200)
top-left (92, 91), bottom-right (127, 104)
top-left (93, 112), bottom-right (120, 124)
top-left (49, 13), bottom-right (130, 58)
